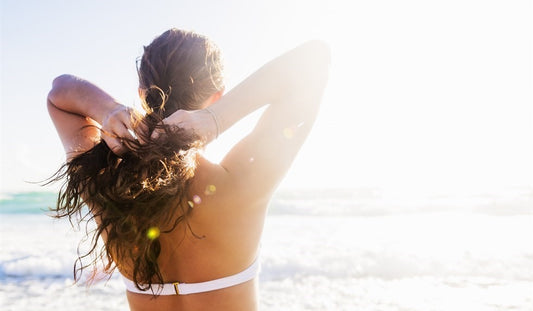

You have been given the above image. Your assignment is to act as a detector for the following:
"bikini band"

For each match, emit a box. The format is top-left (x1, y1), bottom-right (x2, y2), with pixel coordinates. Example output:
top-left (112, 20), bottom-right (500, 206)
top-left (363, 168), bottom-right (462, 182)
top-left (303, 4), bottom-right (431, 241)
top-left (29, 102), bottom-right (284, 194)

top-left (122, 258), bottom-right (260, 295)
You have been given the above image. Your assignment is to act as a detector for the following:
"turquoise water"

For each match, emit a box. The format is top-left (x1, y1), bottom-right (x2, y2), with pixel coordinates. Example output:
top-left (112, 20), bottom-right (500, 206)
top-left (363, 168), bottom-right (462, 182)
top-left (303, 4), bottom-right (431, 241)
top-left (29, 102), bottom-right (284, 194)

top-left (0, 192), bottom-right (57, 214)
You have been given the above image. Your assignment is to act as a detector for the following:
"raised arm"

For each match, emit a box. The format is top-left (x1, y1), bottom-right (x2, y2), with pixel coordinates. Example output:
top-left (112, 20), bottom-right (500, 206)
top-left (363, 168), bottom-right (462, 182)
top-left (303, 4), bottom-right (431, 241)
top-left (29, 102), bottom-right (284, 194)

top-left (47, 75), bottom-right (134, 159)
top-left (174, 40), bottom-right (330, 202)
top-left (211, 40), bottom-right (330, 137)
top-left (217, 40), bottom-right (330, 199)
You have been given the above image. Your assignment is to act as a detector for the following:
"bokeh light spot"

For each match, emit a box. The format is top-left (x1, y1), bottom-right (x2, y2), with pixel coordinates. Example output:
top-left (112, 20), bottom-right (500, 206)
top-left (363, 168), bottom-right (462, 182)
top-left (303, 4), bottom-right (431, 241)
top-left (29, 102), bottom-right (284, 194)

top-left (283, 128), bottom-right (294, 139)
top-left (193, 195), bottom-right (202, 204)
top-left (205, 184), bottom-right (217, 195)
top-left (146, 227), bottom-right (160, 240)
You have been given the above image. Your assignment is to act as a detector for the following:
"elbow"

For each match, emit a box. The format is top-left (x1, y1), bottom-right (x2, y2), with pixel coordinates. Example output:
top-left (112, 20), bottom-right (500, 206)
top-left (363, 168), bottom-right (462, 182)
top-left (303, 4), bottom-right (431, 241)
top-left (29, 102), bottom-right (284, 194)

top-left (48, 74), bottom-right (74, 103)
top-left (299, 40), bottom-right (331, 91)
top-left (47, 87), bottom-right (58, 107)
top-left (278, 40), bottom-right (331, 104)
top-left (311, 40), bottom-right (331, 85)
top-left (51, 74), bottom-right (76, 91)
top-left (305, 40), bottom-right (331, 67)
top-left (301, 40), bottom-right (331, 67)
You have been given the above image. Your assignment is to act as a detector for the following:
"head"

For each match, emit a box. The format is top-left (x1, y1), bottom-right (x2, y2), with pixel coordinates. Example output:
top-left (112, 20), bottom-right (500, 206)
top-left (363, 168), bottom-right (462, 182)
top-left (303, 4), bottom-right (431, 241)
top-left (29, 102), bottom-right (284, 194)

top-left (138, 28), bottom-right (224, 118)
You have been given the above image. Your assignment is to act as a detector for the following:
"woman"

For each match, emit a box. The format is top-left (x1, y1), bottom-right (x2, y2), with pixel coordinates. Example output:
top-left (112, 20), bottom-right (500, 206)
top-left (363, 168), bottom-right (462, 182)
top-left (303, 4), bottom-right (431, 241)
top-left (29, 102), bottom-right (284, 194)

top-left (47, 29), bottom-right (329, 311)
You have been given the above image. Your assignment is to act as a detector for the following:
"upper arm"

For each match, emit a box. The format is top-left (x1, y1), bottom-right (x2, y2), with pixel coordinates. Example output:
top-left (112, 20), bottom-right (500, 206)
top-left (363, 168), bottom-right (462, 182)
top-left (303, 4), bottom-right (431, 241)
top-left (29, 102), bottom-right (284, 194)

top-left (220, 99), bottom-right (319, 201)
top-left (218, 42), bottom-right (330, 201)
top-left (47, 95), bottom-right (101, 161)
top-left (47, 74), bottom-right (121, 161)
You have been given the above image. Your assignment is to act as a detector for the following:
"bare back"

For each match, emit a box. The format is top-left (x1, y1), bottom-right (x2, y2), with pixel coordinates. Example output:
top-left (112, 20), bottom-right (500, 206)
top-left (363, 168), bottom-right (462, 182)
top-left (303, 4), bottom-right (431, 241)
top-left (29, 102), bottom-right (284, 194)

top-left (123, 156), bottom-right (265, 311)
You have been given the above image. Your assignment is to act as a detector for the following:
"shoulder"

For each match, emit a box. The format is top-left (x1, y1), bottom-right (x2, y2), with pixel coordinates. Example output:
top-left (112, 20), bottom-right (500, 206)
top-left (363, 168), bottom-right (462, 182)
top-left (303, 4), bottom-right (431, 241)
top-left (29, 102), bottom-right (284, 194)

top-left (185, 156), bottom-right (268, 254)
top-left (187, 155), bottom-right (269, 219)
top-left (190, 156), bottom-right (240, 204)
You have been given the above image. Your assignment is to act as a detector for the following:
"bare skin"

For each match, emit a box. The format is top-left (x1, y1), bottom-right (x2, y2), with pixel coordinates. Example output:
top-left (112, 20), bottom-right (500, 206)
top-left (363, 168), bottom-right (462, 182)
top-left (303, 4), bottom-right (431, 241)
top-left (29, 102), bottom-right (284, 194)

top-left (47, 40), bottom-right (330, 311)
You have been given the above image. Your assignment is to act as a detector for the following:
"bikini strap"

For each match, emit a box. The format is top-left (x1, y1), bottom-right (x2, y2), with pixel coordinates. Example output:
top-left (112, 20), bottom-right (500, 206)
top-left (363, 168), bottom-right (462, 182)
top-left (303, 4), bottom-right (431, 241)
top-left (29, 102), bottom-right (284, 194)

top-left (122, 258), bottom-right (260, 295)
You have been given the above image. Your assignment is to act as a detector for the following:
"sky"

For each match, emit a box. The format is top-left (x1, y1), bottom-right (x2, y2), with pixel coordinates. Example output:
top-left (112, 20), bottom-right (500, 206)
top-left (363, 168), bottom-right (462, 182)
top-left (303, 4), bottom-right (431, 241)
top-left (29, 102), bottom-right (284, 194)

top-left (1, 0), bottom-right (531, 194)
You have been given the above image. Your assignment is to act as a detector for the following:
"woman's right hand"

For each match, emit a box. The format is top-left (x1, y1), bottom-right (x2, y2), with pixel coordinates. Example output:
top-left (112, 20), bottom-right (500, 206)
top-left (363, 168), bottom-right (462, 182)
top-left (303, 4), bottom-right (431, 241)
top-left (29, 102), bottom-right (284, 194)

top-left (101, 105), bottom-right (137, 155)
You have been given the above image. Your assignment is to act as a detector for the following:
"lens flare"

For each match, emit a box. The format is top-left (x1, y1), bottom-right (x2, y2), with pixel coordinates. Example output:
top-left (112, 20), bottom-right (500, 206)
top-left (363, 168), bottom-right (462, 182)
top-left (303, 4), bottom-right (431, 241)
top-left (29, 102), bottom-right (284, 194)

top-left (283, 128), bottom-right (294, 139)
top-left (193, 195), bottom-right (202, 204)
top-left (146, 227), bottom-right (160, 240)
top-left (205, 184), bottom-right (216, 195)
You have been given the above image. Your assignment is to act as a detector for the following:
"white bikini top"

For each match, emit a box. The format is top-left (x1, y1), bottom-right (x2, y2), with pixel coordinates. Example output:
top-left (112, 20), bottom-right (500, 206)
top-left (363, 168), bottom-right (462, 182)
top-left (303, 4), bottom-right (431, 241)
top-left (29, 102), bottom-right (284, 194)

top-left (121, 258), bottom-right (260, 295)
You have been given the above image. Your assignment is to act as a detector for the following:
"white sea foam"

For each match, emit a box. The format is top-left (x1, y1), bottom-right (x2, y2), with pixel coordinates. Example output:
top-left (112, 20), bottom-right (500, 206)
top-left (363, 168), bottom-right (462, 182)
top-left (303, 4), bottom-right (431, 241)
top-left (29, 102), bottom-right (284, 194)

top-left (1, 190), bottom-right (532, 310)
top-left (1, 256), bottom-right (70, 278)
top-left (0, 193), bottom-right (13, 201)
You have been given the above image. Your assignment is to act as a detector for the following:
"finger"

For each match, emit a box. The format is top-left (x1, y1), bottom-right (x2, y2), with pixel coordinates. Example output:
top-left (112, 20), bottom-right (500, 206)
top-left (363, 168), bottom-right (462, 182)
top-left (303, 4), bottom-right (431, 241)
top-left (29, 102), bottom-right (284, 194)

top-left (117, 110), bottom-right (137, 139)
top-left (161, 109), bottom-right (187, 127)
top-left (151, 127), bottom-right (164, 140)
top-left (114, 124), bottom-right (136, 142)
top-left (134, 121), bottom-right (148, 134)
top-left (134, 121), bottom-right (150, 144)
top-left (119, 110), bottom-right (135, 129)
top-left (103, 136), bottom-right (126, 156)
top-left (105, 112), bottom-right (135, 141)
top-left (110, 144), bottom-right (126, 156)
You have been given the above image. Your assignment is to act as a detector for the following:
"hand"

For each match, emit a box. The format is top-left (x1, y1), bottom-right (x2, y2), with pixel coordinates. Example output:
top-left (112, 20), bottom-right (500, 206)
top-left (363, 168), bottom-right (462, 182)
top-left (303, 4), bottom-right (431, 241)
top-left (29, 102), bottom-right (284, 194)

top-left (101, 105), bottom-right (137, 155)
top-left (151, 109), bottom-right (218, 143)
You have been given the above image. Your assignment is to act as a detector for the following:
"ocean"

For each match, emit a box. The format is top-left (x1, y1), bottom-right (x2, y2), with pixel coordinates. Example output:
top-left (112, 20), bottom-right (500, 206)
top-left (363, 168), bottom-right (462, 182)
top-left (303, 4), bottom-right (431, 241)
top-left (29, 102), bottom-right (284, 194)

top-left (0, 188), bottom-right (532, 310)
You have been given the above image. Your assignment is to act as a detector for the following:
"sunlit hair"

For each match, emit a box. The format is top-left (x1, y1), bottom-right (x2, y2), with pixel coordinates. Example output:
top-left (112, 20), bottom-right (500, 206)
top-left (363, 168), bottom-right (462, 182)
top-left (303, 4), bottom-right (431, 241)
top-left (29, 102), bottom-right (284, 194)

top-left (46, 28), bottom-right (224, 292)
top-left (139, 28), bottom-right (224, 117)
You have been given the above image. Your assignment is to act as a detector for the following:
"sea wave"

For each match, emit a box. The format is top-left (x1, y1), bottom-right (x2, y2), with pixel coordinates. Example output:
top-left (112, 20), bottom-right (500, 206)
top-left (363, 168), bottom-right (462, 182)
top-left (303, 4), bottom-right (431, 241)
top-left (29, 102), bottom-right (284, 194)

top-left (2, 187), bottom-right (531, 216)
top-left (269, 187), bottom-right (533, 216)
top-left (1, 213), bottom-right (531, 282)
top-left (0, 255), bottom-right (71, 279)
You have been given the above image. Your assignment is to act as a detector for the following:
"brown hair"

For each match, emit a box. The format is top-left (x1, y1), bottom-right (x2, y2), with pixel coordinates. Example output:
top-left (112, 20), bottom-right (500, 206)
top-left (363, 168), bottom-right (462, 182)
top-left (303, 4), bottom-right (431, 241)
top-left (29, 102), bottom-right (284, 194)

top-left (47, 29), bottom-right (224, 292)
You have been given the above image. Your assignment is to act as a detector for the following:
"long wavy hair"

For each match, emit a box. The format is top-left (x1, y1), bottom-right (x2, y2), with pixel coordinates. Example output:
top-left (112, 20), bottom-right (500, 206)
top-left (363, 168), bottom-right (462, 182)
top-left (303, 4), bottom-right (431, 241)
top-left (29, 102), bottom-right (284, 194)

top-left (46, 29), bottom-right (224, 291)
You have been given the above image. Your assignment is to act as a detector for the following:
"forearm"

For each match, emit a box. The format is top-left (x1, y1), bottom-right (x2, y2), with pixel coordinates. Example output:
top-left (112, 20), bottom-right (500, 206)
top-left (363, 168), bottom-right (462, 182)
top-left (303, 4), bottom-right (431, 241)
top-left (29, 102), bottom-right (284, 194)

top-left (208, 40), bottom-right (330, 133)
top-left (47, 74), bottom-right (121, 125)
